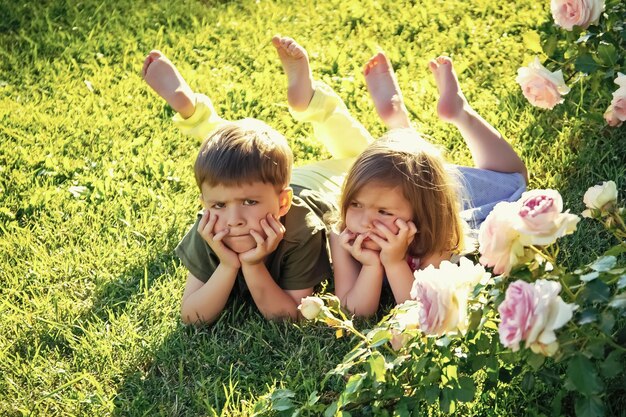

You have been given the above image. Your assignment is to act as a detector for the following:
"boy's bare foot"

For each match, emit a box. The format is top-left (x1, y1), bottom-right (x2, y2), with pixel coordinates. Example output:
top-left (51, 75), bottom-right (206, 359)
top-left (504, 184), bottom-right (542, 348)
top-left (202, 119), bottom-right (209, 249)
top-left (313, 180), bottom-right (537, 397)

top-left (428, 56), bottom-right (468, 123)
top-left (364, 52), bottom-right (411, 130)
top-left (142, 50), bottom-right (196, 119)
top-left (272, 36), bottom-right (314, 112)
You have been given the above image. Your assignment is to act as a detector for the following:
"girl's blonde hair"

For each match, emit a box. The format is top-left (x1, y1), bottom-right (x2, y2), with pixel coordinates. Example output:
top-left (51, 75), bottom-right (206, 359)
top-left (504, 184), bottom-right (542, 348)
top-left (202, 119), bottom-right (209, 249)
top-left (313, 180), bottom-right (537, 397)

top-left (340, 129), bottom-right (464, 260)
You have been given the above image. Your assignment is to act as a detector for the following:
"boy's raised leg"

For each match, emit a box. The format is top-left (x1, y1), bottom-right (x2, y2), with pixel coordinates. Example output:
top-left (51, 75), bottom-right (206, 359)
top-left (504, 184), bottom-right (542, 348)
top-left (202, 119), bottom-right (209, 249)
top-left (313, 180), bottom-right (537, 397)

top-left (429, 56), bottom-right (527, 181)
top-left (272, 36), bottom-right (314, 112)
top-left (142, 50), bottom-right (196, 119)
top-left (364, 52), bottom-right (411, 130)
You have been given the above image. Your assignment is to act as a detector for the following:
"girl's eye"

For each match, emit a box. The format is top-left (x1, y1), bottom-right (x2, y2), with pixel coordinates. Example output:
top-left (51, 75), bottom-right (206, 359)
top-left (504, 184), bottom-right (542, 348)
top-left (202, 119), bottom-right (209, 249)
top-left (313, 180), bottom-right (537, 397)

top-left (243, 199), bottom-right (257, 206)
top-left (378, 209), bottom-right (392, 216)
top-left (212, 202), bottom-right (225, 209)
top-left (349, 201), bottom-right (360, 208)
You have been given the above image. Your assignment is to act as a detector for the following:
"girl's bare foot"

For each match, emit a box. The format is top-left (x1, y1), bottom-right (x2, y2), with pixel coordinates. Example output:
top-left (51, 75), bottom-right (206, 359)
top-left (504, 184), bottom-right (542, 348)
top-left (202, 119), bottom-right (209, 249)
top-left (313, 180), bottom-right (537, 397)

top-left (142, 50), bottom-right (195, 119)
top-left (364, 52), bottom-right (411, 130)
top-left (428, 56), bottom-right (468, 123)
top-left (272, 36), bottom-right (314, 112)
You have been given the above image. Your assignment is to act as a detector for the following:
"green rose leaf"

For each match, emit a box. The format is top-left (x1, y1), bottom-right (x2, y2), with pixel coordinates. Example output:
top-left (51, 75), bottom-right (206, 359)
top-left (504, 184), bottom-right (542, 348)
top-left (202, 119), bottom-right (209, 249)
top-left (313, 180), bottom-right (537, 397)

top-left (527, 353), bottom-right (546, 370)
top-left (367, 352), bottom-right (386, 383)
top-left (590, 256), bottom-right (617, 272)
top-left (344, 373), bottom-right (365, 395)
top-left (580, 271), bottom-right (599, 282)
top-left (575, 395), bottom-right (605, 417)
top-left (455, 376), bottom-right (475, 402)
top-left (368, 329), bottom-right (392, 348)
top-left (567, 355), bottom-right (603, 395)
top-left (608, 293), bottom-right (626, 310)
top-left (543, 34), bottom-right (558, 56)
top-left (522, 373), bottom-right (535, 391)
top-left (574, 53), bottom-right (600, 74)
top-left (600, 350), bottom-right (624, 379)
top-left (597, 42), bottom-right (618, 67)
top-left (618, 274), bottom-right (626, 290)
top-left (580, 280), bottom-right (611, 304)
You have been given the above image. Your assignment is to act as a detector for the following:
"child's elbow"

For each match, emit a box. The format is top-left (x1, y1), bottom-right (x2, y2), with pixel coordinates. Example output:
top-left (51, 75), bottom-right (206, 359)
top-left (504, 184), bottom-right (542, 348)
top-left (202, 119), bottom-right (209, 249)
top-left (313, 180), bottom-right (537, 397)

top-left (180, 307), bottom-right (217, 326)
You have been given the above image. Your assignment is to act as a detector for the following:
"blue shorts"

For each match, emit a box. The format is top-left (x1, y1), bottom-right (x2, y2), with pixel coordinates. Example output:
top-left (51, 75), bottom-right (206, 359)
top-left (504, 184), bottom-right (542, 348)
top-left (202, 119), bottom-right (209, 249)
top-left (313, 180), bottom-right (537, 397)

top-left (456, 166), bottom-right (526, 229)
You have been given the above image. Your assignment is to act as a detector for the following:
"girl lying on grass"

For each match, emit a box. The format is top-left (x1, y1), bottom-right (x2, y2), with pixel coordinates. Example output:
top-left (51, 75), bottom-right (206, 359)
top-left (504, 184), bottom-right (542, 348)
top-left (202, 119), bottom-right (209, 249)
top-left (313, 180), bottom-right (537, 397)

top-left (274, 36), bottom-right (527, 316)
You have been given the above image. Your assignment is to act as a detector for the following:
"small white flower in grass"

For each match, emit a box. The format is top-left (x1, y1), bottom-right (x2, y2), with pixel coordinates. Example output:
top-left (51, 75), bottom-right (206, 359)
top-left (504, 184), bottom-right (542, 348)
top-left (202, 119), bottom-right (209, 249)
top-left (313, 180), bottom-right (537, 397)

top-left (298, 296), bottom-right (323, 320)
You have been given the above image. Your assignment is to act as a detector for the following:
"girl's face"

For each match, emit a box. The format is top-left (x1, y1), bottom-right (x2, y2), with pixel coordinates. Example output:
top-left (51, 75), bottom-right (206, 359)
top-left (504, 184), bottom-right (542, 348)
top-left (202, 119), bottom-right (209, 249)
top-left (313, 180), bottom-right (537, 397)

top-left (345, 183), bottom-right (414, 251)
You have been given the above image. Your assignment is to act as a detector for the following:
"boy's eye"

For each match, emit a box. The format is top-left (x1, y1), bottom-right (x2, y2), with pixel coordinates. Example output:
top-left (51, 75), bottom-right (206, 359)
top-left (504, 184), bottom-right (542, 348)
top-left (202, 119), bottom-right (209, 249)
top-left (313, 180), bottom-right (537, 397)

top-left (243, 199), bottom-right (258, 206)
top-left (212, 202), bottom-right (225, 209)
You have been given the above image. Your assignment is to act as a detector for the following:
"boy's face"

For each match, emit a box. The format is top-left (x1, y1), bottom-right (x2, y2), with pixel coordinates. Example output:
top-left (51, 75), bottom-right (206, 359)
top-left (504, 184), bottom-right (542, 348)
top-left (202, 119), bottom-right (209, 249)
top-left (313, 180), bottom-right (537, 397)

top-left (200, 181), bottom-right (292, 253)
top-left (345, 183), bottom-right (413, 251)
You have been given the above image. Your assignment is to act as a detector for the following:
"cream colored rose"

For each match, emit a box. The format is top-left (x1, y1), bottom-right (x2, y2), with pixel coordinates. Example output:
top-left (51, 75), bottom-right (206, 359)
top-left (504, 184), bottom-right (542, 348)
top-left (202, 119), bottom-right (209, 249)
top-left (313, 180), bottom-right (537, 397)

top-left (550, 0), bottom-right (604, 30)
top-left (525, 280), bottom-right (575, 356)
top-left (478, 202), bottom-right (528, 275)
top-left (604, 106), bottom-right (622, 127)
top-left (583, 181), bottom-right (618, 214)
top-left (610, 87), bottom-right (626, 122)
top-left (516, 58), bottom-right (570, 109)
top-left (298, 296), bottom-right (323, 320)
top-left (409, 258), bottom-right (490, 335)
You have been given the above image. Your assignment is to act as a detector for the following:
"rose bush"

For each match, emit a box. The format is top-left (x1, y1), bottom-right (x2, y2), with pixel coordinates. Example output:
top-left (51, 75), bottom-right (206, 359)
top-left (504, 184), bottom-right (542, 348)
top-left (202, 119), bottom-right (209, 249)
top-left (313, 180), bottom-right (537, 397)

top-left (257, 185), bottom-right (625, 417)
top-left (520, 0), bottom-right (625, 128)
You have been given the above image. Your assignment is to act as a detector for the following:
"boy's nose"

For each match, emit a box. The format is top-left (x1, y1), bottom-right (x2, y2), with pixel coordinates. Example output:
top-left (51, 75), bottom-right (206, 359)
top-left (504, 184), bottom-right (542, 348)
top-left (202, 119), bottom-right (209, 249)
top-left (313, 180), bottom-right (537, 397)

top-left (226, 210), bottom-right (245, 227)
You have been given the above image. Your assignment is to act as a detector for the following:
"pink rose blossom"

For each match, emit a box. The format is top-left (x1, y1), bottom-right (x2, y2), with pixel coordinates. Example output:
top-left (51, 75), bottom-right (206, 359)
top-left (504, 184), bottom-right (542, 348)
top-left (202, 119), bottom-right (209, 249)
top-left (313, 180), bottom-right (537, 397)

top-left (550, 0), bottom-right (604, 30)
top-left (516, 190), bottom-right (581, 246)
top-left (497, 281), bottom-right (536, 351)
top-left (411, 275), bottom-right (460, 336)
top-left (516, 58), bottom-right (570, 109)
top-left (478, 202), bottom-right (528, 275)
top-left (498, 279), bottom-right (575, 356)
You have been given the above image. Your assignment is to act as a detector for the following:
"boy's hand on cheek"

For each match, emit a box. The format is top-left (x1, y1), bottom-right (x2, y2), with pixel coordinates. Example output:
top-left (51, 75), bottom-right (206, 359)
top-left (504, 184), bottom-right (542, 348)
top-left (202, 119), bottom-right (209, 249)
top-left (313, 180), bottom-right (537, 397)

top-left (369, 219), bottom-right (416, 267)
top-left (339, 228), bottom-right (382, 267)
top-left (197, 210), bottom-right (241, 269)
top-left (239, 213), bottom-right (285, 266)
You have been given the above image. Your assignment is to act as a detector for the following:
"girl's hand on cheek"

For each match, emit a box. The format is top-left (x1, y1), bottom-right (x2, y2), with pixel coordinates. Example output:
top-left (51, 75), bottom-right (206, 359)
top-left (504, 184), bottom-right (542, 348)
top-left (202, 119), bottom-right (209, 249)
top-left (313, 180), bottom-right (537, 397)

top-left (340, 229), bottom-right (381, 267)
top-left (197, 210), bottom-right (241, 269)
top-left (370, 219), bottom-right (415, 267)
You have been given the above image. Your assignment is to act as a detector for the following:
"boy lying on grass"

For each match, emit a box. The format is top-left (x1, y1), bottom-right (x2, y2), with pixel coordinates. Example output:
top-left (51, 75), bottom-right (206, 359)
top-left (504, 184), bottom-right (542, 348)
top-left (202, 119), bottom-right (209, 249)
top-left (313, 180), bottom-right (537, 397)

top-left (142, 36), bottom-right (372, 324)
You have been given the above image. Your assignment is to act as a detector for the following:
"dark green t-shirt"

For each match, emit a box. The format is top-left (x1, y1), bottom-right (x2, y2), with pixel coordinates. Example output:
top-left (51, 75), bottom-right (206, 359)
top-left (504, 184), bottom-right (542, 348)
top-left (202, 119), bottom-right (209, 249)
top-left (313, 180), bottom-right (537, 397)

top-left (175, 185), bottom-right (336, 292)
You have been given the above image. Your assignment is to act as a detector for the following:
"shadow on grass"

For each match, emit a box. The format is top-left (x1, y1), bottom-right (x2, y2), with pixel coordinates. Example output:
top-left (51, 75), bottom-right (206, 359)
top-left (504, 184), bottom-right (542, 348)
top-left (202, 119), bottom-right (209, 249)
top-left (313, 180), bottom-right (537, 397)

top-left (110, 293), bottom-right (353, 416)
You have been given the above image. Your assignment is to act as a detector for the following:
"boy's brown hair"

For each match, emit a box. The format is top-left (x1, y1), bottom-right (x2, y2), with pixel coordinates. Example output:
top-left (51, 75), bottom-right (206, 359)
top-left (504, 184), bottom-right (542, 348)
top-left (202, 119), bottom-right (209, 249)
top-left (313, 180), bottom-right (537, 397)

top-left (195, 119), bottom-right (293, 190)
top-left (339, 129), bottom-right (465, 260)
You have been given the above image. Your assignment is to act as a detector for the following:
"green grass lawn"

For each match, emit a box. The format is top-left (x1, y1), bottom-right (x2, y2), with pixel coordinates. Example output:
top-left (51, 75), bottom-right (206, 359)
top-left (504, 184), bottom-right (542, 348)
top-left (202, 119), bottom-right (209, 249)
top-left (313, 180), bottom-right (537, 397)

top-left (1, 0), bottom-right (624, 415)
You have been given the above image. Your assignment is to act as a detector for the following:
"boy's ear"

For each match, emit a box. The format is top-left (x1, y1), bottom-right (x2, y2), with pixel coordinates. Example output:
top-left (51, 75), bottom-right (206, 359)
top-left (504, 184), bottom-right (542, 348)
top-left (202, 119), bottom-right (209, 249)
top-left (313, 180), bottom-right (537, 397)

top-left (278, 187), bottom-right (293, 217)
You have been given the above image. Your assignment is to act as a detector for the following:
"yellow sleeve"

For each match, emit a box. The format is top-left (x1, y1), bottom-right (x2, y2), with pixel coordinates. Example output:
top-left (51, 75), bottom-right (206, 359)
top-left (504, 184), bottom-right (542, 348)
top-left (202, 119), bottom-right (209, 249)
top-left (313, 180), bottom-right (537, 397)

top-left (289, 81), bottom-right (373, 159)
top-left (172, 93), bottom-right (225, 140)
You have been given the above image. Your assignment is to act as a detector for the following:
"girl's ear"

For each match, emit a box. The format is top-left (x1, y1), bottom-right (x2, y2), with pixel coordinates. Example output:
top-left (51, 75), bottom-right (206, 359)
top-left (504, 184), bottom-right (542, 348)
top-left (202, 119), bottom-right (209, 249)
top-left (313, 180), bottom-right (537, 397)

top-left (278, 187), bottom-right (293, 217)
